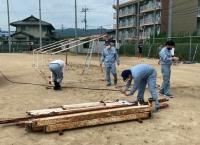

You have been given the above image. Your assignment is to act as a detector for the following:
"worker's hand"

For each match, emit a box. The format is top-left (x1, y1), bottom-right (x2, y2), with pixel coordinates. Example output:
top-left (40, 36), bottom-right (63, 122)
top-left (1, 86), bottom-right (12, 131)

top-left (172, 57), bottom-right (179, 61)
top-left (120, 89), bottom-right (126, 94)
top-left (124, 92), bottom-right (130, 96)
top-left (100, 62), bottom-right (102, 66)
top-left (117, 62), bottom-right (120, 66)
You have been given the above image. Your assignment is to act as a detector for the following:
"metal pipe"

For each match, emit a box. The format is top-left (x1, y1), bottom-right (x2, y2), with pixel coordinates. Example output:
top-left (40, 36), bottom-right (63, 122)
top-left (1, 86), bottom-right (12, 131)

top-left (39, 0), bottom-right (42, 48)
top-left (7, 0), bottom-right (11, 53)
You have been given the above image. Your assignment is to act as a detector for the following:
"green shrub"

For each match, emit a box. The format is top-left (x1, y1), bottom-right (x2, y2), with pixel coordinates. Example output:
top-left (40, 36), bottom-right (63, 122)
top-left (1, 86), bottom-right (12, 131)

top-left (119, 43), bottom-right (200, 61)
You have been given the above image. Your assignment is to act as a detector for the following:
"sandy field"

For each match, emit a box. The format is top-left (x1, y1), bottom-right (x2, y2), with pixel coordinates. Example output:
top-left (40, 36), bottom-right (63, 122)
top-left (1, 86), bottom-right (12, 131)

top-left (0, 52), bottom-right (200, 145)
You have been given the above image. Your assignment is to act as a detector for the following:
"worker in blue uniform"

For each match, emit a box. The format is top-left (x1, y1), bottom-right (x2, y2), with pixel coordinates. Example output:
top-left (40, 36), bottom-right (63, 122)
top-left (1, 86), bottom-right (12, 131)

top-left (100, 41), bottom-right (120, 86)
top-left (158, 40), bottom-right (179, 98)
top-left (121, 64), bottom-right (160, 111)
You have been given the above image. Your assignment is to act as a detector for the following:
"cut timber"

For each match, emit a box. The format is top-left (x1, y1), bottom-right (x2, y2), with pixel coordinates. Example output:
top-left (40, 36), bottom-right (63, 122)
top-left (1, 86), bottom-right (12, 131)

top-left (160, 103), bottom-right (169, 109)
top-left (27, 108), bottom-right (64, 116)
top-left (44, 112), bottom-right (151, 133)
top-left (30, 105), bottom-right (151, 128)
top-left (61, 102), bottom-right (106, 110)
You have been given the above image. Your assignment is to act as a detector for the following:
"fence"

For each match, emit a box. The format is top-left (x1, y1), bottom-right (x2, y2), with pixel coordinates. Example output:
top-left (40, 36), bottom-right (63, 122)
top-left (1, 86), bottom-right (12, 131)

top-left (119, 36), bottom-right (200, 62)
top-left (0, 40), bottom-right (56, 52)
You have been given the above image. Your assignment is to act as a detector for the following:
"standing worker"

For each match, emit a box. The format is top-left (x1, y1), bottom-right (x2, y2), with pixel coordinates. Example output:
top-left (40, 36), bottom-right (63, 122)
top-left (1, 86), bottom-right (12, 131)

top-left (100, 41), bottom-right (120, 86)
top-left (49, 60), bottom-right (66, 91)
top-left (120, 64), bottom-right (160, 111)
top-left (158, 40), bottom-right (179, 98)
top-left (138, 42), bottom-right (143, 59)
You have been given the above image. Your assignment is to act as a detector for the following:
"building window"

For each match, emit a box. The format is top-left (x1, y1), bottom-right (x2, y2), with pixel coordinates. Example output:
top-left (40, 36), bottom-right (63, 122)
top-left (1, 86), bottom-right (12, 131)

top-left (42, 26), bottom-right (47, 32)
top-left (83, 42), bottom-right (89, 49)
top-left (21, 26), bottom-right (29, 31)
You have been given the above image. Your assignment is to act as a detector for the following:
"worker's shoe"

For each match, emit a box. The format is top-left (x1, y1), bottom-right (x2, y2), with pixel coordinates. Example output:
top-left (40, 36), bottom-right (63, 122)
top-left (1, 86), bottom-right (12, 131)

top-left (106, 83), bottom-right (111, 86)
top-left (164, 93), bottom-right (173, 98)
top-left (158, 91), bottom-right (164, 96)
top-left (152, 106), bottom-right (160, 113)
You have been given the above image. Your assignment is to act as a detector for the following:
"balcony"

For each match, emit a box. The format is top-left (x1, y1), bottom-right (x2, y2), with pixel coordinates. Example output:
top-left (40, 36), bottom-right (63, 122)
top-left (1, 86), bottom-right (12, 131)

top-left (197, 29), bottom-right (200, 35)
top-left (140, 2), bottom-right (161, 13)
top-left (120, 33), bottom-right (135, 40)
top-left (119, 9), bottom-right (135, 17)
top-left (198, 7), bottom-right (200, 17)
top-left (113, 21), bottom-right (136, 29)
top-left (113, 9), bottom-right (136, 19)
top-left (140, 17), bottom-right (161, 26)
top-left (140, 31), bottom-right (151, 39)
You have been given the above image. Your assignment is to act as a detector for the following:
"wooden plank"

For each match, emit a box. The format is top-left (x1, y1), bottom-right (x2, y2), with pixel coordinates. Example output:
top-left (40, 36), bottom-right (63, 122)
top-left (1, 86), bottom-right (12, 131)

top-left (31, 105), bottom-right (151, 127)
top-left (61, 102), bottom-right (106, 110)
top-left (44, 112), bottom-right (151, 133)
top-left (27, 108), bottom-right (64, 116)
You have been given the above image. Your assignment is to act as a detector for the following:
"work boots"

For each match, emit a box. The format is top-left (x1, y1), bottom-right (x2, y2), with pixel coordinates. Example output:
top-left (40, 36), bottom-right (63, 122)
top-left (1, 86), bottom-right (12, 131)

top-left (54, 80), bottom-right (62, 91)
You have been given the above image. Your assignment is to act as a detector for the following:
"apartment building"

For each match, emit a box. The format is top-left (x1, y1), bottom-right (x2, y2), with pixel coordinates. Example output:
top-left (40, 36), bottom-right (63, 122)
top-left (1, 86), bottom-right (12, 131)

top-left (113, 0), bottom-right (199, 41)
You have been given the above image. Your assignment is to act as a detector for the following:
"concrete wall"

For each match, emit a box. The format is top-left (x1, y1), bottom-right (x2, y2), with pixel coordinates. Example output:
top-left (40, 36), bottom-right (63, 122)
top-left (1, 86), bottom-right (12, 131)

top-left (69, 41), bottom-right (106, 54)
top-left (172, 0), bottom-right (198, 35)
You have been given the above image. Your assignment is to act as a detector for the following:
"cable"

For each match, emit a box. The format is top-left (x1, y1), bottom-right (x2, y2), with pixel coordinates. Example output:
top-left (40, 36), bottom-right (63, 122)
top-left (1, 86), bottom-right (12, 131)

top-left (0, 71), bottom-right (49, 87)
top-left (0, 70), bottom-right (123, 92)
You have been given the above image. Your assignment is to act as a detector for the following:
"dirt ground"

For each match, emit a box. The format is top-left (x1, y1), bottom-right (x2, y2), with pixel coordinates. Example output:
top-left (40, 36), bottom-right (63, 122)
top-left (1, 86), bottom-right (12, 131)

top-left (0, 53), bottom-right (200, 145)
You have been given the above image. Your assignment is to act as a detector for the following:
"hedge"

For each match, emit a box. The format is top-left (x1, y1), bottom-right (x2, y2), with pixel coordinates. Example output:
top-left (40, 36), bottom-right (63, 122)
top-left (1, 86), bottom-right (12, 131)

top-left (119, 43), bottom-right (200, 62)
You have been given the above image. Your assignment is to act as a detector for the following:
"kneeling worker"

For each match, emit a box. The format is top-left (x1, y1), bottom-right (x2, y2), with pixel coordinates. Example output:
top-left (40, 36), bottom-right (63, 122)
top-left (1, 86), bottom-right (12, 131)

top-left (49, 60), bottom-right (66, 91)
top-left (121, 64), bottom-right (160, 111)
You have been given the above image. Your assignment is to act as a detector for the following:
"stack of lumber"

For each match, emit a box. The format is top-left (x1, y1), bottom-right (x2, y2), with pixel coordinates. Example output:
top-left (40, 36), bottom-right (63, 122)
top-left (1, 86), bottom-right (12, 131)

top-left (0, 98), bottom-right (169, 135)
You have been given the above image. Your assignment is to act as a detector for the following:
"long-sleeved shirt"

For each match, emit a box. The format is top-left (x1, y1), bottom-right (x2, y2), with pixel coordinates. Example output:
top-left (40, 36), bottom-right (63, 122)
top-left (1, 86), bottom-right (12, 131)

top-left (125, 64), bottom-right (155, 95)
top-left (50, 60), bottom-right (66, 73)
top-left (100, 47), bottom-right (120, 66)
top-left (159, 47), bottom-right (172, 65)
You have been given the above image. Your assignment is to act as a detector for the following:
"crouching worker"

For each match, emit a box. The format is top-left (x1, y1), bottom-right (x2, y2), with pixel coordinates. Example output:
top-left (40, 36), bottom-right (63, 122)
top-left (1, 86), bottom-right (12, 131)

top-left (120, 64), bottom-right (160, 111)
top-left (49, 60), bottom-right (66, 91)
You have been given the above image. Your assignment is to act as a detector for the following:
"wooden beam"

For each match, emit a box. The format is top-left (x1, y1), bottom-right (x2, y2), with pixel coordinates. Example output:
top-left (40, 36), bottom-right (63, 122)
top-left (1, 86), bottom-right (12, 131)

top-left (61, 102), bottom-right (106, 110)
top-left (30, 105), bottom-right (151, 128)
top-left (44, 112), bottom-right (151, 133)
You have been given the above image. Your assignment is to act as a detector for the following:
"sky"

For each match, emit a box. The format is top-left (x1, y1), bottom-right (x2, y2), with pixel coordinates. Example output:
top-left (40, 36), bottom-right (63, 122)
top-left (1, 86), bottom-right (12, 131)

top-left (0, 0), bottom-right (129, 31)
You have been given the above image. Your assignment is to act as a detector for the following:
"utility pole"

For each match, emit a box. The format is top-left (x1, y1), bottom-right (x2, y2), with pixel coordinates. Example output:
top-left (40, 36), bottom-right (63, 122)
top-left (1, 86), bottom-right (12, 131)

top-left (75, 0), bottom-right (78, 54)
top-left (61, 24), bottom-right (65, 37)
top-left (135, 0), bottom-right (140, 56)
top-left (116, 0), bottom-right (119, 51)
top-left (98, 26), bottom-right (103, 34)
top-left (82, 6), bottom-right (89, 36)
top-left (168, 0), bottom-right (172, 40)
top-left (7, 0), bottom-right (11, 52)
top-left (153, 0), bottom-right (156, 44)
top-left (39, 0), bottom-right (42, 48)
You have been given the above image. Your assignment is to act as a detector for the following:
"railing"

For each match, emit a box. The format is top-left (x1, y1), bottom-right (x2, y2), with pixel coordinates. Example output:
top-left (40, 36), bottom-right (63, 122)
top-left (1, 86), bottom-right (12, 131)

top-left (114, 21), bottom-right (135, 29)
top-left (198, 7), bottom-right (200, 16)
top-left (140, 17), bottom-right (160, 25)
top-left (120, 33), bottom-right (135, 39)
top-left (113, 13), bottom-right (116, 19)
top-left (197, 29), bottom-right (200, 35)
top-left (140, 31), bottom-right (151, 38)
top-left (119, 9), bottom-right (135, 17)
top-left (119, 21), bottom-right (135, 27)
top-left (140, 2), bottom-right (161, 12)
